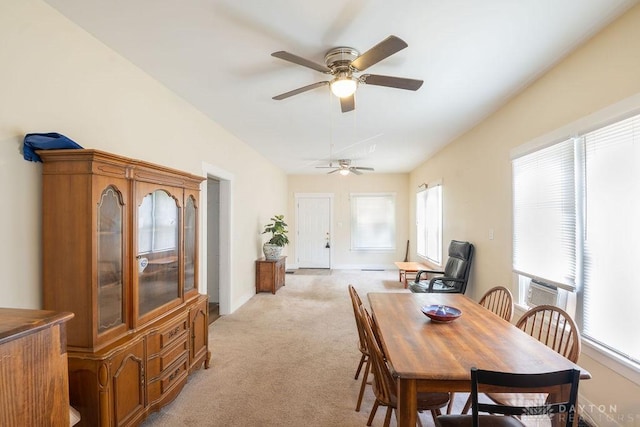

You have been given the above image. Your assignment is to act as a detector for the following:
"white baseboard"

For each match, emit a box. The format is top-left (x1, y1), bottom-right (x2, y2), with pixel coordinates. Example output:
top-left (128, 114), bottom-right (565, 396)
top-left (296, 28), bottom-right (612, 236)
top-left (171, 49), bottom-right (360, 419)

top-left (329, 263), bottom-right (396, 271)
top-left (287, 263), bottom-right (397, 271)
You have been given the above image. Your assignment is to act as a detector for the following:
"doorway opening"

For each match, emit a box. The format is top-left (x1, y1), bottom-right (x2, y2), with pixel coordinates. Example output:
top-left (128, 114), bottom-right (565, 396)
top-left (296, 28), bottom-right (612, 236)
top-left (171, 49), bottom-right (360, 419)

top-left (207, 178), bottom-right (221, 323)
top-left (202, 163), bottom-right (232, 321)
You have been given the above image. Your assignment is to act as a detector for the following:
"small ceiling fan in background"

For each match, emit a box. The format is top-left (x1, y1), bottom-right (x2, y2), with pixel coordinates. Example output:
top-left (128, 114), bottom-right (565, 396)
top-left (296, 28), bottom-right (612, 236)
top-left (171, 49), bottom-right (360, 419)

top-left (316, 159), bottom-right (374, 175)
top-left (271, 35), bottom-right (423, 113)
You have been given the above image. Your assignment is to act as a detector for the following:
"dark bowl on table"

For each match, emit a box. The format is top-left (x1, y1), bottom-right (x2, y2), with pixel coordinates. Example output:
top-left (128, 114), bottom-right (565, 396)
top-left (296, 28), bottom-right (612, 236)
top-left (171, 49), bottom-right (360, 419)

top-left (421, 305), bottom-right (462, 323)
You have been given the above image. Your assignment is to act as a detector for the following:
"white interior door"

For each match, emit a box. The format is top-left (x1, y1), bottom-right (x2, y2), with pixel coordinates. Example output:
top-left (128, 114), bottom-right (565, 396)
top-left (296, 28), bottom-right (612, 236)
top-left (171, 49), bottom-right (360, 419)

top-left (296, 195), bottom-right (332, 268)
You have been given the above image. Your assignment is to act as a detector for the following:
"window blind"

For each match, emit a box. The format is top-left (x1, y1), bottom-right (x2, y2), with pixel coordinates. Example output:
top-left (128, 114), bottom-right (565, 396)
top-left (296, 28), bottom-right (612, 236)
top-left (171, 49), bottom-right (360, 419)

top-left (582, 113), bottom-right (640, 363)
top-left (350, 193), bottom-right (396, 250)
top-left (416, 185), bottom-right (442, 264)
top-left (416, 190), bottom-right (427, 257)
top-left (512, 139), bottom-right (576, 289)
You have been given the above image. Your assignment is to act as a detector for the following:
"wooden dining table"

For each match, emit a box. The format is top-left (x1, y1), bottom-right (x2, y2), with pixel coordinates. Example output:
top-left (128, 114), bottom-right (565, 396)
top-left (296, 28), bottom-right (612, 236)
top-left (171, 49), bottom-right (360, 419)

top-left (367, 292), bottom-right (590, 427)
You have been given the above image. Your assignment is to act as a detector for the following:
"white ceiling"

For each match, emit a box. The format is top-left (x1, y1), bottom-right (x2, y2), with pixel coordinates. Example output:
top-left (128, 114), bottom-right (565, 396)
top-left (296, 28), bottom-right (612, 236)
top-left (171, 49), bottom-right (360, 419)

top-left (44, 0), bottom-right (638, 174)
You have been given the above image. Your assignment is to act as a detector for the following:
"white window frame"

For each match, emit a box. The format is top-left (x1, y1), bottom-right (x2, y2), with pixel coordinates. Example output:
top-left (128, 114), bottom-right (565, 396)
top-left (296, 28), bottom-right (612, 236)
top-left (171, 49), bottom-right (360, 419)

top-left (416, 182), bottom-right (442, 265)
top-left (350, 193), bottom-right (396, 252)
top-left (510, 92), bottom-right (640, 385)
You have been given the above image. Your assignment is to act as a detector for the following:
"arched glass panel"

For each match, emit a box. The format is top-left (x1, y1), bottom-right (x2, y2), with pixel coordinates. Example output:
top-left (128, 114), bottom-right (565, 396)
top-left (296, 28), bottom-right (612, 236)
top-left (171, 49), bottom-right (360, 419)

top-left (184, 196), bottom-right (197, 293)
top-left (97, 186), bottom-right (124, 333)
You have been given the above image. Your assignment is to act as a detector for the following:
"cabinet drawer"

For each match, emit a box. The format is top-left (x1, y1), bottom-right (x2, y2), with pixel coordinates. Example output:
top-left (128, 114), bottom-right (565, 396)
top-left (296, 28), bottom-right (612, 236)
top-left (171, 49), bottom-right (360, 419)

top-left (146, 314), bottom-right (188, 355)
top-left (147, 336), bottom-right (188, 380)
top-left (147, 355), bottom-right (189, 404)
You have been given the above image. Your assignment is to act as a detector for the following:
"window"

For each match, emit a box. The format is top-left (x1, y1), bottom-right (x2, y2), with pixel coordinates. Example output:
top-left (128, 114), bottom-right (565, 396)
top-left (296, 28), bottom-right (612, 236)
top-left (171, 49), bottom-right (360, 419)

top-left (582, 114), bottom-right (640, 365)
top-left (350, 193), bottom-right (395, 251)
top-left (512, 112), bottom-right (640, 367)
top-left (512, 140), bottom-right (576, 290)
top-left (138, 190), bottom-right (178, 254)
top-left (416, 184), bottom-right (442, 264)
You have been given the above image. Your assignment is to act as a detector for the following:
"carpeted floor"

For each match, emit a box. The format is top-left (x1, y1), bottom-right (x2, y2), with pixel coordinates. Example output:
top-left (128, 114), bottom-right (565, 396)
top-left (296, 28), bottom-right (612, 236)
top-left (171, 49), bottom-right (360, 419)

top-left (141, 270), bottom-right (470, 427)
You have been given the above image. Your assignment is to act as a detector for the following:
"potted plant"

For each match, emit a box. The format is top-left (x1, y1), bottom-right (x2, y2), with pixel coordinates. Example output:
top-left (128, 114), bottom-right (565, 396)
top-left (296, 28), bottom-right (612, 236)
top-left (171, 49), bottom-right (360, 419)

top-left (262, 214), bottom-right (289, 260)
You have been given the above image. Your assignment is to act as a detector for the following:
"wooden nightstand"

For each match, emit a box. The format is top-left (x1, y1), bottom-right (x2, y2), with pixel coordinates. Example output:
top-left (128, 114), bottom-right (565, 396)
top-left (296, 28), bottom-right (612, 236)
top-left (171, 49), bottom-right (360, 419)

top-left (256, 256), bottom-right (286, 294)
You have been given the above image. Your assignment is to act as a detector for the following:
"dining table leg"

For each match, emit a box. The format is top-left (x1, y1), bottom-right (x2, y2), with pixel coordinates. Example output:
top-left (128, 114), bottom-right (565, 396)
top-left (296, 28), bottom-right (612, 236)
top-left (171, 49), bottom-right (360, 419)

top-left (396, 377), bottom-right (417, 427)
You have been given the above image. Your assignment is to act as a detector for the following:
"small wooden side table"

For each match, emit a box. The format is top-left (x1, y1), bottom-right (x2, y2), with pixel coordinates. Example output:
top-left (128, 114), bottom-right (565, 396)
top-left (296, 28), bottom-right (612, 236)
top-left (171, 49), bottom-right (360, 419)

top-left (256, 256), bottom-right (286, 294)
top-left (394, 261), bottom-right (429, 288)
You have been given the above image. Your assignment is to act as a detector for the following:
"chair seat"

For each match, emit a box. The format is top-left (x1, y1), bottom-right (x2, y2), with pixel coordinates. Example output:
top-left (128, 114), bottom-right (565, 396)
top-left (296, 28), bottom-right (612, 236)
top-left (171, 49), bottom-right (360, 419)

top-left (417, 391), bottom-right (451, 410)
top-left (387, 391), bottom-right (450, 410)
top-left (409, 280), bottom-right (456, 293)
top-left (486, 392), bottom-right (548, 407)
top-left (436, 414), bottom-right (526, 427)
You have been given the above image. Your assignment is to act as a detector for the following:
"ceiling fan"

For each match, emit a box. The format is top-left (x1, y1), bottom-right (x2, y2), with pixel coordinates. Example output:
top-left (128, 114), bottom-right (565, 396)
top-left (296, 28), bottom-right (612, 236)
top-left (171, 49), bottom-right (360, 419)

top-left (316, 159), bottom-right (374, 175)
top-left (271, 35), bottom-right (423, 113)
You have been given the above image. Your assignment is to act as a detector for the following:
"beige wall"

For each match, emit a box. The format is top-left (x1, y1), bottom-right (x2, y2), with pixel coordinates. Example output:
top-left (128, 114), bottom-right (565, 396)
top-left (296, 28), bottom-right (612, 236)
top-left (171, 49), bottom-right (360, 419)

top-left (0, 0), bottom-right (287, 312)
top-left (410, 4), bottom-right (640, 424)
top-left (287, 173), bottom-right (409, 270)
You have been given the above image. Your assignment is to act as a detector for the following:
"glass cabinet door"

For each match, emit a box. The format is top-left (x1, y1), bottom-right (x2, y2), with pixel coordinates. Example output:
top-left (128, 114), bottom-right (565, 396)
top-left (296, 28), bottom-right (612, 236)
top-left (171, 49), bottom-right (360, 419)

top-left (97, 186), bottom-right (125, 333)
top-left (184, 195), bottom-right (197, 294)
top-left (137, 189), bottom-right (180, 318)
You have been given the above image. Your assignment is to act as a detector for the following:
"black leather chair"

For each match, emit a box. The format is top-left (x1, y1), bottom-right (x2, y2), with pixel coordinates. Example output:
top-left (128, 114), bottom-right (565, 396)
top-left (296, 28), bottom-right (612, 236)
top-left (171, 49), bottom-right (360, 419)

top-left (409, 240), bottom-right (474, 294)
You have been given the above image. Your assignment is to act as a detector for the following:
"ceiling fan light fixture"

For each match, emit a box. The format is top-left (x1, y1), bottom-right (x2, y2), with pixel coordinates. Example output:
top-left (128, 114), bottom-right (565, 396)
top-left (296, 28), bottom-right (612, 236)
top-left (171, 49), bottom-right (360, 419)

top-left (330, 75), bottom-right (357, 98)
top-left (339, 169), bottom-right (350, 176)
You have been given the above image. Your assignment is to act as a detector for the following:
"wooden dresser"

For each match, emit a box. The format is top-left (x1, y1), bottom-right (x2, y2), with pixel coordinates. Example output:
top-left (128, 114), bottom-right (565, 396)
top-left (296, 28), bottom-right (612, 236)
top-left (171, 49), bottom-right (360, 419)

top-left (0, 308), bottom-right (74, 427)
top-left (38, 149), bottom-right (210, 426)
top-left (255, 256), bottom-right (286, 294)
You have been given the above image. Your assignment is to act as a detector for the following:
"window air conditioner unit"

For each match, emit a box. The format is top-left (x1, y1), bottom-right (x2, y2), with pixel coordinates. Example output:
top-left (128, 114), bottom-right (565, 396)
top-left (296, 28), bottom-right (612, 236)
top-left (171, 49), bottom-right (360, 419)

top-left (527, 280), bottom-right (562, 308)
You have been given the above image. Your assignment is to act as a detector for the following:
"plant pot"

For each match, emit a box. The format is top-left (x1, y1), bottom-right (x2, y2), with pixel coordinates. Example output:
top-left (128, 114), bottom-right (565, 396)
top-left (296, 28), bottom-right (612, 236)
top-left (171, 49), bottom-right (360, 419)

top-left (263, 243), bottom-right (283, 260)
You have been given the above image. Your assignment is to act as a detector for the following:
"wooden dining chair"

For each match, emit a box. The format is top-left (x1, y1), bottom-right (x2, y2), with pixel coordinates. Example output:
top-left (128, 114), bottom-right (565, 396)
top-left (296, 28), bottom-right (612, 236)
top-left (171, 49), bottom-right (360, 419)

top-left (359, 305), bottom-right (450, 427)
top-left (436, 367), bottom-right (581, 427)
top-left (514, 305), bottom-right (581, 361)
top-left (483, 305), bottom-right (582, 413)
top-left (479, 286), bottom-right (514, 322)
top-left (348, 285), bottom-right (370, 412)
top-left (459, 286), bottom-right (515, 413)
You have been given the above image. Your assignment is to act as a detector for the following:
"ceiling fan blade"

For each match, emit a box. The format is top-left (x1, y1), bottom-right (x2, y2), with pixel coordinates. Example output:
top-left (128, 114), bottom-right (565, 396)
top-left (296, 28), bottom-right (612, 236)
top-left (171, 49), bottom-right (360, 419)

top-left (273, 81), bottom-right (329, 100)
top-left (327, 169), bottom-right (340, 175)
top-left (360, 74), bottom-right (423, 91)
top-left (350, 35), bottom-right (408, 72)
top-left (271, 51), bottom-right (331, 73)
top-left (354, 167), bottom-right (374, 171)
top-left (350, 168), bottom-right (363, 175)
top-left (340, 94), bottom-right (355, 113)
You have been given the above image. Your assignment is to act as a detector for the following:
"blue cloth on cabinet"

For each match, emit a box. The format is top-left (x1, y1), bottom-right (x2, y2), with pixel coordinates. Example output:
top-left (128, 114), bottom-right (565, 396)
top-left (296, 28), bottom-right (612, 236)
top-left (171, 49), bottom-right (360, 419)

top-left (23, 132), bottom-right (83, 162)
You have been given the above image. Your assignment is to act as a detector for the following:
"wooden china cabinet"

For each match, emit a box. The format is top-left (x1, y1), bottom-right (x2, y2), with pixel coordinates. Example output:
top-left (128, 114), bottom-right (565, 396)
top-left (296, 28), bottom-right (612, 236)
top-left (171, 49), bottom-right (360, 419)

top-left (39, 149), bottom-right (210, 427)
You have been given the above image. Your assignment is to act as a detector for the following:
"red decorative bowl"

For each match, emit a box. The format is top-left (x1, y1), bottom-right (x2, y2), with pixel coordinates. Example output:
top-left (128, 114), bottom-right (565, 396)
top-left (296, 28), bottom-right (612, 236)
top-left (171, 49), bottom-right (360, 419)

top-left (421, 305), bottom-right (462, 323)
